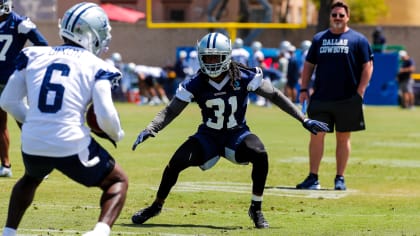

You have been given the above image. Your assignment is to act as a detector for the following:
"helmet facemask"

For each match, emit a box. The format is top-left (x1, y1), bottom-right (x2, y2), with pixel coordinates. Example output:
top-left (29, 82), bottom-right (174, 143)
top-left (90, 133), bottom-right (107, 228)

top-left (199, 52), bottom-right (230, 78)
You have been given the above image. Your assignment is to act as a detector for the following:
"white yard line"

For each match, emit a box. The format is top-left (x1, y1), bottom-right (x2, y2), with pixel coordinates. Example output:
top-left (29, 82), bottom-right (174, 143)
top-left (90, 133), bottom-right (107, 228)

top-left (17, 228), bottom-right (196, 236)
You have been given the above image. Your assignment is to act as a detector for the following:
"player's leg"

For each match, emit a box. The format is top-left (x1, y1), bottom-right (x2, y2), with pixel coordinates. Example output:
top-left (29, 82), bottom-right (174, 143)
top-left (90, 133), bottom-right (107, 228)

top-left (132, 137), bottom-right (204, 224)
top-left (96, 163), bottom-right (128, 227)
top-left (58, 139), bottom-right (128, 236)
top-left (145, 77), bottom-right (161, 105)
top-left (155, 77), bottom-right (170, 104)
top-left (3, 152), bottom-right (52, 235)
top-left (235, 133), bottom-right (269, 229)
top-left (0, 107), bottom-right (11, 177)
top-left (3, 175), bottom-right (43, 235)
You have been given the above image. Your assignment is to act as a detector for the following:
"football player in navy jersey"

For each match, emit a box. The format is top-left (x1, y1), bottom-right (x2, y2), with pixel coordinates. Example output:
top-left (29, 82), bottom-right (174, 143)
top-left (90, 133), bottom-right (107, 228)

top-left (0, 3), bottom-right (126, 236)
top-left (0, 0), bottom-right (48, 177)
top-left (130, 32), bottom-right (329, 229)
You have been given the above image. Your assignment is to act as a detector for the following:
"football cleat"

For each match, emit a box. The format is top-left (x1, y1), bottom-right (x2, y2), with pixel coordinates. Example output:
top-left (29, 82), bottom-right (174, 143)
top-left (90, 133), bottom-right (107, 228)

top-left (248, 206), bottom-right (269, 229)
top-left (296, 174), bottom-right (321, 190)
top-left (334, 176), bottom-right (347, 190)
top-left (132, 203), bottom-right (162, 224)
top-left (0, 166), bottom-right (12, 177)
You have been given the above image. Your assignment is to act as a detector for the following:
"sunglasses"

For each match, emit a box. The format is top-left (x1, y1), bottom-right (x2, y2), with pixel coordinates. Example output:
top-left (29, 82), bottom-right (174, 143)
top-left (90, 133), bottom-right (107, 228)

top-left (331, 13), bottom-right (346, 18)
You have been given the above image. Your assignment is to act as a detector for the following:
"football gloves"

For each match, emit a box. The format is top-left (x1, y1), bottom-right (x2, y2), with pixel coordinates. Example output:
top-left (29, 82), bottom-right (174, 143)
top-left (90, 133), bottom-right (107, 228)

top-left (302, 118), bottom-right (330, 135)
top-left (92, 130), bottom-right (117, 148)
top-left (132, 129), bottom-right (155, 151)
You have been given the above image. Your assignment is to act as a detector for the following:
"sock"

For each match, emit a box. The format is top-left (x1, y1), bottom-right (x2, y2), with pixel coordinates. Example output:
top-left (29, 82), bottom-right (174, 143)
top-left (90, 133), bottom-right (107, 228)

top-left (250, 200), bottom-right (262, 210)
top-left (336, 175), bottom-right (344, 179)
top-left (309, 173), bottom-right (318, 179)
top-left (92, 222), bottom-right (110, 236)
top-left (2, 164), bottom-right (11, 168)
top-left (251, 194), bottom-right (263, 202)
top-left (2, 227), bottom-right (17, 236)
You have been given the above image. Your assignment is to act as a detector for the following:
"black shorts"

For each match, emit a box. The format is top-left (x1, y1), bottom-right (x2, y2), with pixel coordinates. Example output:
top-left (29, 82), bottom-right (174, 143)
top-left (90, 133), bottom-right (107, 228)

top-left (22, 138), bottom-right (115, 187)
top-left (308, 94), bottom-right (365, 132)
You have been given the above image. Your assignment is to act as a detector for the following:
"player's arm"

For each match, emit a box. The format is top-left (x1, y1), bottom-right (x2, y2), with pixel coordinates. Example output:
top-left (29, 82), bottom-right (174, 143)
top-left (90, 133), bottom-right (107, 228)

top-left (147, 98), bottom-right (188, 135)
top-left (255, 80), bottom-right (329, 134)
top-left (18, 18), bottom-right (48, 46)
top-left (92, 79), bottom-right (124, 142)
top-left (255, 79), bottom-right (306, 122)
top-left (132, 97), bottom-right (188, 151)
top-left (0, 69), bottom-right (28, 123)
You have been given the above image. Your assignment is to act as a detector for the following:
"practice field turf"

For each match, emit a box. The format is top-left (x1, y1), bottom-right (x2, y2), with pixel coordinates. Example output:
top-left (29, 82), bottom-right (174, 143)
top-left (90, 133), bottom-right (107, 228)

top-left (1, 103), bottom-right (420, 235)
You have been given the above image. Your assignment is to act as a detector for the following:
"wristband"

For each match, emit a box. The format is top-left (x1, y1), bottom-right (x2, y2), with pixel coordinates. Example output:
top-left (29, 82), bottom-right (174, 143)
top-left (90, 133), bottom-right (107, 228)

top-left (299, 88), bottom-right (308, 93)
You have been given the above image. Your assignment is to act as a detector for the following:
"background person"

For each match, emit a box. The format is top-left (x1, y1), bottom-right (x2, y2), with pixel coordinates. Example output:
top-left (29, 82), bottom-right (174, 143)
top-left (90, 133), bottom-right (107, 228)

top-left (372, 26), bottom-right (386, 53)
top-left (296, 1), bottom-right (374, 191)
top-left (130, 32), bottom-right (328, 229)
top-left (285, 45), bottom-right (299, 103)
top-left (0, 0), bottom-right (48, 177)
top-left (0, 3), bottom-right (127, 236)
top-left (134, 64), bottom-right (170, 106)
top-left (397, 50), bottom-right (416, 109)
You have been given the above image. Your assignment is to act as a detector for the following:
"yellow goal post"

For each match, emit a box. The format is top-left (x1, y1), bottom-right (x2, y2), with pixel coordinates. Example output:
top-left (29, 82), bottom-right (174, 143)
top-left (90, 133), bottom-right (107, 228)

top-left (145, 0), bottom-right (308, 40)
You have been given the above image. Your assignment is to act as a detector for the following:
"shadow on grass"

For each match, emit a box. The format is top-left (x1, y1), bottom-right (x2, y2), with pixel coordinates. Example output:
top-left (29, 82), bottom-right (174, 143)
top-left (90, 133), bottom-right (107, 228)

top-left (120, 223), bottom-right (244, 230)
top-left (266, 185), bottom-right (337, 191)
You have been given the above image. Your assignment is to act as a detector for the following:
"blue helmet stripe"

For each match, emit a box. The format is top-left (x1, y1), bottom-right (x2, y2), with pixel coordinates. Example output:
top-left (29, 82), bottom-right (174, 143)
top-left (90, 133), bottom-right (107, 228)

top-left (64, 2), bottom-right (87, 30)
top-left (64, 3), bottom-right (96, 32)
top-left (70, 5), bottom-right (96, 32)
top-left (206, 34), bottom-right (211, 48)
top-left (212, 33), bottom-right (218, 48)
top-left (206, 33), bottom-right (219, 49)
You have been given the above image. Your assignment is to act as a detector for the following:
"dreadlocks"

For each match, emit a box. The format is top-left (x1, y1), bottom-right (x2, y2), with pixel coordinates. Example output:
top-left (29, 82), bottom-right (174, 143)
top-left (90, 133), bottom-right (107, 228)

top-left (228, 61), bottom-right (252, 88)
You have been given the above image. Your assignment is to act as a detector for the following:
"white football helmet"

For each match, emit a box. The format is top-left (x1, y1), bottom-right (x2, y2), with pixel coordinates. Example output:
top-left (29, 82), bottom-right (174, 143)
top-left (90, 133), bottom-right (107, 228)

top-left (111, 52), bottom-right (122, 63)
top-left (233, 38), bottom-right (244, 49)
top-left (0, 0), bottom-right (12, 16)
top-left (279, 40), bottom-right (291, 52)
top-left (301, 40), bottom-right (312, 51)
top-left (197, 32), bottom-right (231, 78)
top-left (251, 41), bottom-right (262, 52)
top-left (59, 2), bottom-right (111, 56)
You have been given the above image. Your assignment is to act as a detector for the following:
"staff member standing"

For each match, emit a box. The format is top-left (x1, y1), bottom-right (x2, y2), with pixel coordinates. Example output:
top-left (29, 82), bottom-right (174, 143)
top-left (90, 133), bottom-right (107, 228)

top-left (296, 1), bottom-right (373, 191)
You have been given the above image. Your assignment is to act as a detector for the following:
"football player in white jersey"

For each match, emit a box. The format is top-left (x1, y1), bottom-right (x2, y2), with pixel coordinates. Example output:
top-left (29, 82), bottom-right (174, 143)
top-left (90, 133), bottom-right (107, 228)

top-left (0, 3), bottom-right (127, 236)
top-left (0, 0), bottom-right (48, 177)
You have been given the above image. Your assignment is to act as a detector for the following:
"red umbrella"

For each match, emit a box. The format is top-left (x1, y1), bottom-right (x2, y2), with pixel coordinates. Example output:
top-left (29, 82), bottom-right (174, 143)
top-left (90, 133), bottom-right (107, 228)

top-left (101, 3), bottom-right (145, 23)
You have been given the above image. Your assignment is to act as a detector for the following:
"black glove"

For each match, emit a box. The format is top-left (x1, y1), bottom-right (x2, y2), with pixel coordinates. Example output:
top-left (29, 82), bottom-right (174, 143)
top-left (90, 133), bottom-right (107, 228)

top-left (132, 129), bottom-right (155, 151)
top-left (92, 131), bottom-right (117, 148)
top-left (16, 120), bottom-right (22, 130)
top-left (302, 119), bottom-right (330, 135)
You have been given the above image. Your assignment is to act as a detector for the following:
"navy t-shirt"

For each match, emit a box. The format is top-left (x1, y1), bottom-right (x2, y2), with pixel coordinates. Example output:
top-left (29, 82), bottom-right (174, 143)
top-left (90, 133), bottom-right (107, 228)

top-left (398, 58), bottom-right (415, 82)
top-left (306, 28), bottom-right (373, 101)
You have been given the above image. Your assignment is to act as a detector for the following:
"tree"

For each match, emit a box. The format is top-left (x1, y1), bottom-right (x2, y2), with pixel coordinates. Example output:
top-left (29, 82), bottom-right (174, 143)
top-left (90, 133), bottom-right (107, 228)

top-left (314, 0), bottom-right (388, 32)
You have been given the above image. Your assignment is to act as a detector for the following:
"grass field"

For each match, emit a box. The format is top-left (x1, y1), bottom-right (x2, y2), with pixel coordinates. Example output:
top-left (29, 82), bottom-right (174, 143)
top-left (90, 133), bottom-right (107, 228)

top-left (1, 103), bottom-right (420, 235)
